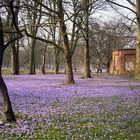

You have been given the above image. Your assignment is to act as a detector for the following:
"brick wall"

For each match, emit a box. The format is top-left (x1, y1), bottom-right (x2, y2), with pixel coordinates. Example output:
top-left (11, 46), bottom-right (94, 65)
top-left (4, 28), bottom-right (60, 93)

top-left (110, 49), bottom-right (136, 75)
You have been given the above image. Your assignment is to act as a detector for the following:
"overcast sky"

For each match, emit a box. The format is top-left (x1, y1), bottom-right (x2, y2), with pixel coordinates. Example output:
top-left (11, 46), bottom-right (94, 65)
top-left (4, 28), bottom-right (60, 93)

top-left (93, 0), bottom-right (136, 23)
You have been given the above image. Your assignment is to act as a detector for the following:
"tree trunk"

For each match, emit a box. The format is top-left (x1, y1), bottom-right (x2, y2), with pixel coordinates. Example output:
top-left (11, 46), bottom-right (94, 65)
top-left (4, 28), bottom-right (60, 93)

top-left (62, 38), bottom-right (75, 84)
top-left (0, 17), bottom-right (16, 122)
top-left (135, 0), bottom-right (140, 80)
top-left (6, 0), bottom-right (20, 75)
top-left (54, 48), bottom-right (60, 74)
top-left (11, 0), bottom-right (20, 75)
top-left (58, 0), bottom-right (75, 84)
top-left (107, 60), bottom-right (110, 73)
top-left (28, 1), bottom-right (42, 75)
top-left (29, 38), bottom-right (36, 74)
top-left (83, 0), bottom-right (91, 78)
top-left (11, 42), bottom-right (19, 75)
top-left (64, 54), bottom-right (75, 84)
top-left (0, 75), bottom-right (16, 122)
top-left (41, 47), bottom-right (47, 74)
top-left (84, 39), bottom-right (91, 78)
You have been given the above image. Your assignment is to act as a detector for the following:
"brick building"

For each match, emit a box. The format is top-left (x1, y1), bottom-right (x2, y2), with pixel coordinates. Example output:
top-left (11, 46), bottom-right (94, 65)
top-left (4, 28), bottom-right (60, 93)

top-left (110, 48), bottom-right (136, 75)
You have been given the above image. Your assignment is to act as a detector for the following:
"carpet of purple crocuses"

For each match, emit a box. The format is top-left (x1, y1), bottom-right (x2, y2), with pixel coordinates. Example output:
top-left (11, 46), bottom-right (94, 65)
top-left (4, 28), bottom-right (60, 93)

top-left (0, 74), bottom-right (140, 139)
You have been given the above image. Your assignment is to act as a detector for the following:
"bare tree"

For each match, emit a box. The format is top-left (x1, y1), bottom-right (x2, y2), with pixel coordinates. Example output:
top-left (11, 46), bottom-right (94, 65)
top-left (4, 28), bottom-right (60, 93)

top-left (5, 0), bottom-right (21, 75)
top-left (0, 0), bottom-right (24, 122)
top-left (89, 20), bottom-right (135, 72)
top-left (25, 0), bottom-right (77, 84)
top-left (57, 0), bottom-right (75, 84)
top-left (106, 0), bottom-right (140, 79)
top-left (83, 0), bottom-right (91, 78)
top-left (0, 0), bottom-right (25, 122)
top-left (23, 0), bottom-right (43, 74)
top-left (0, 16), bottom-right (16, 122)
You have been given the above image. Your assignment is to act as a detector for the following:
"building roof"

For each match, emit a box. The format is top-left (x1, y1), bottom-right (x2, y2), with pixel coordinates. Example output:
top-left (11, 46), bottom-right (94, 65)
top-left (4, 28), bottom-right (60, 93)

top-left (113, 48), bottom-right (136, 51)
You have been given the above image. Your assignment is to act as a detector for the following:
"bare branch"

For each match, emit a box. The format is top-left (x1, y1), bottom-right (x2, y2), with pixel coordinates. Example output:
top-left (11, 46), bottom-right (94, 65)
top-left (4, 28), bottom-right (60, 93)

top-left (127, 0), bottom-right (136, 7)
top-left (106, 0), bottom-right (136, 14)
top-left (25, 29), bottom-right (63, 52)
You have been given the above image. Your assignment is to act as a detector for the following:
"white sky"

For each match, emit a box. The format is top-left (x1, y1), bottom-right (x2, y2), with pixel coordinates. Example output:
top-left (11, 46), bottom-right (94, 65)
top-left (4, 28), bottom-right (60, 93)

top-left (93, 0), bottom-right (136, 23)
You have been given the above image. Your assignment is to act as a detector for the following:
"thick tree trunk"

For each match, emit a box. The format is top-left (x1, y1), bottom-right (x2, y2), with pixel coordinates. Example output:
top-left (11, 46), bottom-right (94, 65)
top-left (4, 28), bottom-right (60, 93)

top-left (0, 31), bottom-right (16, 122)
top-left (64, 54), bottom-right (75, 84)
top-left (58, 0), bottom-right (75, 84)
top-left (62, 38), bottom-right (75, 84)
top-left (135, 0), bottom-right (140, 80)
top-left (83, 0), bottom-right (91, 78)
top-left (0, 75), bottom-right (16, 122)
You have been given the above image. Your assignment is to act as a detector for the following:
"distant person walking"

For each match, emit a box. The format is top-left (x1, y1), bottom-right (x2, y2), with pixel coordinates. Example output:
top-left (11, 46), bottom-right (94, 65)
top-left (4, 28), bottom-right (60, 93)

top-left (99, 67), bottom-right (102, 73)
top-left (97, 66), bottom-right (102, 74)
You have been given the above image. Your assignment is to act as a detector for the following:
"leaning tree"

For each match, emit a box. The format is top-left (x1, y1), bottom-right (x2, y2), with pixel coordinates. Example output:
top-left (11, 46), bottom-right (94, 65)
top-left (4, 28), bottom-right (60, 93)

top-left (0, 16), bottom-right (16, 122)
top-left (0, 0), bottom-right (23, 122)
